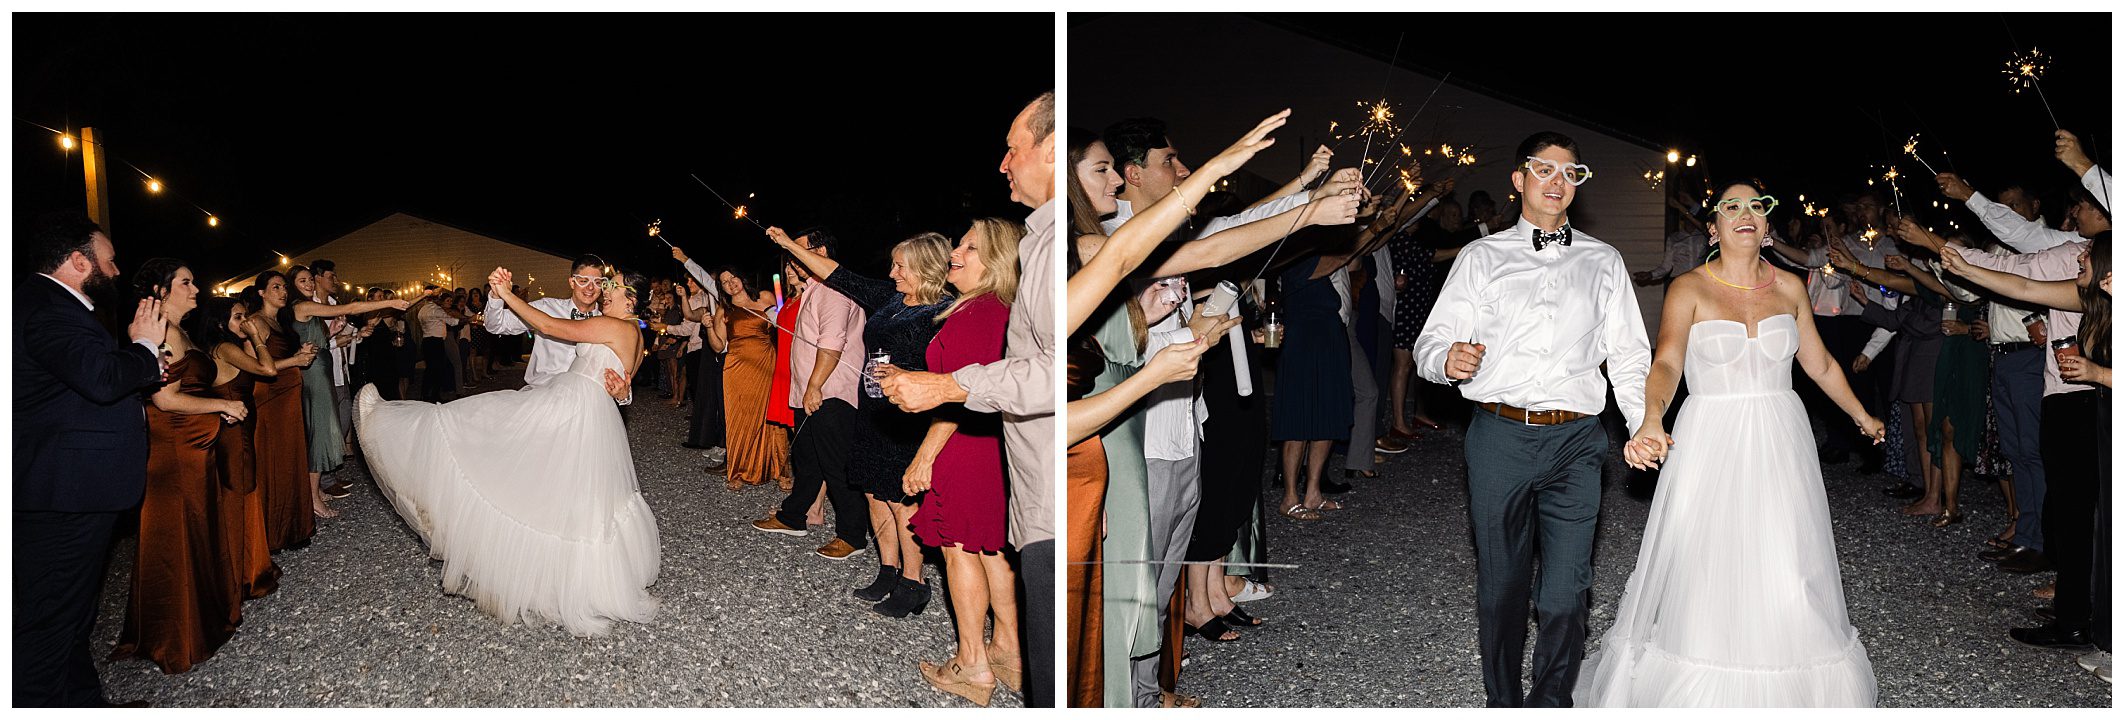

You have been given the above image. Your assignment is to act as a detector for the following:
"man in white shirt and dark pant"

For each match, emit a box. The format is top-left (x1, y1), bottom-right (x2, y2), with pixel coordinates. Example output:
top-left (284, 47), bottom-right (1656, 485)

top-left (481, 254), bottom-right (632, 404)
top-left (1415, 132), bottom-right (1652, 707)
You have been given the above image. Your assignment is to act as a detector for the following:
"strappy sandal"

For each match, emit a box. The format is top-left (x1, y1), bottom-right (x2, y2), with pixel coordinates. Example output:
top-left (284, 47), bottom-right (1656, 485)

top-left (1187, 616), bottom-right (1241, 642)
top-left (1308, 498), bottom-right (1344, 512)
top-left (1281, 504), bottom-right (1322, 521)
top-left (920, 658), bottom-right (997, 707)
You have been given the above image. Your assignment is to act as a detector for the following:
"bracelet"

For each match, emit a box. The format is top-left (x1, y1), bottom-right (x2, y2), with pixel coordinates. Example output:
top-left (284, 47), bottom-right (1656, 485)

top-left (1170, 184), bottom-right (1197, 216)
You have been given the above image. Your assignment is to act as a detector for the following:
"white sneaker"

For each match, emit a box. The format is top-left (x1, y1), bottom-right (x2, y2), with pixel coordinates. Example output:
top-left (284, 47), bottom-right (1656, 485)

top-left (2078, 650), bottom-right (2110, 681)
top-left (704, 447), bottom-right (727, 462)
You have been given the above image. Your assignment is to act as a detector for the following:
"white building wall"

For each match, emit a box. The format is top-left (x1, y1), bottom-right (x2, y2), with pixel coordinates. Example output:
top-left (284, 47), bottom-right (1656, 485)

top-left (1071, 13), bottom-right (1676, 335)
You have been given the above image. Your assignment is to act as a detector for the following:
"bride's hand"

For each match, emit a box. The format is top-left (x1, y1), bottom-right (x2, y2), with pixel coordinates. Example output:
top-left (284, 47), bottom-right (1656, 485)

top-left (1623, 425), bottom-right (1672, 470)
top-left (602, 369), bottom-right (630, 400)
top-left (488, 268), bottom-right (514, 297)
top-left (1854, 414), bottom-right (1886, 444)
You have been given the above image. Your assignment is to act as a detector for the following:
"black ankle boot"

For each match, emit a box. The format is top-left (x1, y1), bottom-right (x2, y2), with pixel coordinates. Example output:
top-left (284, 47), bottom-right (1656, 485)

top-left (871, 576), bottom-right (931, 617)
top-left (853, 565), bottom-right (898, 602)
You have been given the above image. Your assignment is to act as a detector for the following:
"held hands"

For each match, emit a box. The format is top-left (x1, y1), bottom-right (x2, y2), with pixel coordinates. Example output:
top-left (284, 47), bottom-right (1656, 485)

top-left (1936, 172), bottom-right (1975, 202)
top-left (129, 298), bottom-right (168, 346)
top-left (1198, 109), bottom-right (1290, 180)
top-left (1444, 341), bottom-right (1485, 381)
top-left (1853, 414), bottom-right (1887, 444)
top-left (1622, 425), bottom-right (1672, 471)
top-left (488, 268), bottom-right (514, 297)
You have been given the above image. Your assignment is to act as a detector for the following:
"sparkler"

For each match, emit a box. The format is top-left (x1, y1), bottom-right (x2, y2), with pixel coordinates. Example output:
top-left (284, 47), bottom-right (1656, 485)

top-left (646, 219), bottom-right (673, 249)
top-left (689, 174), bottom-right (766, 230)
top-left (2003, 48), bottom-right (2062, 129)
top-left (1903, 134), bottom-right (1941, 176)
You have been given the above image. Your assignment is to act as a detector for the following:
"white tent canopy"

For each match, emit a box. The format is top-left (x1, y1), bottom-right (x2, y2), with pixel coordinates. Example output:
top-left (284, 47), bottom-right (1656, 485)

top-left (214, 212), bottom-right (579, 303)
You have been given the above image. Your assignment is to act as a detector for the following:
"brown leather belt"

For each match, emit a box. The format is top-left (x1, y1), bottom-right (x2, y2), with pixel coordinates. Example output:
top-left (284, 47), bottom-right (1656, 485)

top-left (1479, 402), bottom-right (1589, 426)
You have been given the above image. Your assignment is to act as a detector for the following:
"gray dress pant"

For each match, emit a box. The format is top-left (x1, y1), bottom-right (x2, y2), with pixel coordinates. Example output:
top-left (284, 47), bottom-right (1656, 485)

top-left (1465, 408), bottom-right (1605, 707)
top-left (1130, 442), bottom-right (1202, 707)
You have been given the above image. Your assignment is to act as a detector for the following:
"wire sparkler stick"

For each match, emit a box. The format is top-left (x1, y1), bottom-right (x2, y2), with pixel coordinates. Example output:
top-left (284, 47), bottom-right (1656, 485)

top-left (690, 174), bottom-right (767, 230)
top-left (1902, 135), bottom-right (1940, 176)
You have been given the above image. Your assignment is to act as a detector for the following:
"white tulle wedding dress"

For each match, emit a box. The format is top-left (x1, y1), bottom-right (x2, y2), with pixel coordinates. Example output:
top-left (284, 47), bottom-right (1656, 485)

top-left (356, 342), bottom-right (659, 637)
top-left (1576, 313), bottom-right (1876, 707)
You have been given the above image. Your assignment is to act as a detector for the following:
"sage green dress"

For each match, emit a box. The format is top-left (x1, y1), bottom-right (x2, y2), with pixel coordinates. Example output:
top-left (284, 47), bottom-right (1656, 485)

top-left (1089, 301), bottom-right (1153, 707)
top-left (294, 315), bottom-right (343, 474)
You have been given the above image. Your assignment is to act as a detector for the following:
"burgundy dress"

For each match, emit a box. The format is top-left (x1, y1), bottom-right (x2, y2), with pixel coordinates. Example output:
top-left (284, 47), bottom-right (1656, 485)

top-left (206, 355), bottom-right (280, 604)
top-left (113, 349), bottom-right (234, 673)
top-left (252, 325), bottom-right (313, 550)
top-left (909, 294), bottom-right (1011, 552)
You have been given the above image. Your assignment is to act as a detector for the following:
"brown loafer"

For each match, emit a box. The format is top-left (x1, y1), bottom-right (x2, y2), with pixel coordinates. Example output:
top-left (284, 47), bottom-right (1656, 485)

top-left (815, 538), bottom-right (864, 560)
top-left (750, 516), bottom-right (809, 537)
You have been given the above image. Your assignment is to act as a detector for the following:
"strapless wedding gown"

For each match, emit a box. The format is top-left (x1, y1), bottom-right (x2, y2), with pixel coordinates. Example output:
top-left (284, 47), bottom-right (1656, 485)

top-left (1576, 313), bottom-right (1875, 707)
top-left (356, 342), bottom-right (659, 636)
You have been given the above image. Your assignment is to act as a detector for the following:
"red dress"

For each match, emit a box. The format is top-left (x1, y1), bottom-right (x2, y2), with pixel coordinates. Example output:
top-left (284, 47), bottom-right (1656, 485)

top-left (253, 325), bottom-right (313, 550)
top-left (205, 355), bottom-right (280, 605)
top-left (113, 349), bottom-right (234, 673)
top-left (909, 294), bottom-right (1010, 552)
top-left (766, 296), bottom-right (801, 428)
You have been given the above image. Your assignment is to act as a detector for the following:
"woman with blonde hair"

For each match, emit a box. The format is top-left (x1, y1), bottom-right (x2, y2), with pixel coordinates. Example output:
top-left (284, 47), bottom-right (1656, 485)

top-left (773, 228), bottom-right (955, 617)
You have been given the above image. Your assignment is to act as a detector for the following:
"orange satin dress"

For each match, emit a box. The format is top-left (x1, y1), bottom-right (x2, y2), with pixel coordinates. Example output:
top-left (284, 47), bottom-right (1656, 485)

top-left (113, 349), bottom-right (235, 674)
top-left (206, 355), bottom-right (279, 605)
top-left (252, 324), bottom-right (313, 550)
top-left (1066, 435), bottom-right (1108, 707)
top-left (721, 304), bottom-right (789, 488)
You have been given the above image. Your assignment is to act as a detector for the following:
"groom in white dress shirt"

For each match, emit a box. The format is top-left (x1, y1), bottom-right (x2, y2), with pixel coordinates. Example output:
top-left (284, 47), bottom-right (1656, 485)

top-left (1413, 131), bottom-right (1652, 707)
top-left (482, 253), bottom-right (631, 403)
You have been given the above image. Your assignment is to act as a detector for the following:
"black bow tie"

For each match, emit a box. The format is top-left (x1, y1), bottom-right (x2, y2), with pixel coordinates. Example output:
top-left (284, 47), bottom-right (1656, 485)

top-left (1532, 225), bottom-right (1573, 251)
top-left (570, 309), bottom-right (587, 320)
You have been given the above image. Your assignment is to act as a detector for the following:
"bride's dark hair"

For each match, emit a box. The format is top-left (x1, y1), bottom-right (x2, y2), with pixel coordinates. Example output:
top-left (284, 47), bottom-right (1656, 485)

top-left (1706, 178), bottom-right (1772, 262)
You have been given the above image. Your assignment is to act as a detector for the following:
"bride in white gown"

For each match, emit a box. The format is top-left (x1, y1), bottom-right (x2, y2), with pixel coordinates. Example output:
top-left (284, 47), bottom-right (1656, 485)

top-left (356, 267), bottom-right (659, 637)
top-left (1576, 183), bottom-right (1887, 707)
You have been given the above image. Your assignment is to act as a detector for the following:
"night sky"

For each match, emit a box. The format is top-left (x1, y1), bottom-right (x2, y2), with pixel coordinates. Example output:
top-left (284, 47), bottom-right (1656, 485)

top-left (1074, 12), bottom-right (2110, 226)
top-left (15, 13), bottom-right (1052, 295)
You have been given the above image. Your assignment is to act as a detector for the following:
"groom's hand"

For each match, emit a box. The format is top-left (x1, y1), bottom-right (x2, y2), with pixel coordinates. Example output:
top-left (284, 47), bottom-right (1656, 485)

top-left (1445, 341), bottom-right (1485, 380)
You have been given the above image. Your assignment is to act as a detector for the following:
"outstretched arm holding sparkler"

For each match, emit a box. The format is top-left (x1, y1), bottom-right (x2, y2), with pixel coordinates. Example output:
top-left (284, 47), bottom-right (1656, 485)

top-left (1938, 172), bottom-right (2077, 254)
top-left (2055, 130), bottom-right (2110, 213)
top-left (1247, 144), bottom-right (1336, 211)
top-left (1066, 109), bottom-right (1291, 335)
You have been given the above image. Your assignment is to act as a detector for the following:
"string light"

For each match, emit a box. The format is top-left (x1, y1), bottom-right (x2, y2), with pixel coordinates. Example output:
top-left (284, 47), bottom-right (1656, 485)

top-left (59, 135), bottom-right (75, 151)
top-left (207, 215), bottom-right (219, 228)
top-left (1685, 155), bottom-right (1698, 168)
top-left (1666, 150), bottom-right (1680, 163)
top-left (146, 178), bottom-right (162, 194)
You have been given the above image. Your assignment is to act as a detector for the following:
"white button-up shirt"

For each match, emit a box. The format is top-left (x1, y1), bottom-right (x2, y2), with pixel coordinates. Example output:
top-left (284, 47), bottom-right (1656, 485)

top-left (483, 295), bottom-right (597, 386)
top-left (1414, 218), bottom-right (1652, 433)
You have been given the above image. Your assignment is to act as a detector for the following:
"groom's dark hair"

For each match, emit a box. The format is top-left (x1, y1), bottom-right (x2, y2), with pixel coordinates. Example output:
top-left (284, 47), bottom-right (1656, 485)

top-left (1514, 131), bottom-right (1579, 164)
top-left (571, 253), bottom-right (608, 274)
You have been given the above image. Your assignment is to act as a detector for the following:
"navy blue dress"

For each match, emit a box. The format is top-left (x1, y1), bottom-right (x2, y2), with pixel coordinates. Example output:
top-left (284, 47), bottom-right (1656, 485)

top-left (1270, 258), bottom-right (1353, 442)
top-left (824, 267), bottom-right (953, 504)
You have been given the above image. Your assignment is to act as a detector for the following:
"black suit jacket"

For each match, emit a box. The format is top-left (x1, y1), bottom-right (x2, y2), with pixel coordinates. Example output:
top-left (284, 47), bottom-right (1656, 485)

top-left (13, 276), bottom-right (164, 513)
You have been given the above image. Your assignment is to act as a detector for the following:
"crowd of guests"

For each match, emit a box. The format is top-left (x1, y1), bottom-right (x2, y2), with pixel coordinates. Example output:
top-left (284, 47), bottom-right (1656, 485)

top-left (1062, 109), bottom-right (2112, 708)
top-left (15, 214), bottom-right (416, 704)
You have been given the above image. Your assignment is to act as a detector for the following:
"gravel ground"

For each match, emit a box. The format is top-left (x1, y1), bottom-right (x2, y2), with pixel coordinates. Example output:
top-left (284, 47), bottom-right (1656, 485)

top-left (1176, 415), bottom-right (2111, 708)
top-left (93, 376), bottom-right (1022, 707)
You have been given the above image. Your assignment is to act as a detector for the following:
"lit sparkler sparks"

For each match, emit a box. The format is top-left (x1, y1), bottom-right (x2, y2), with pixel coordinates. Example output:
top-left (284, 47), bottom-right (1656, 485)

top-left (647, 219), bottom-right (673, 249)
top-left (2003, 47), bottom-right (2062, 129)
